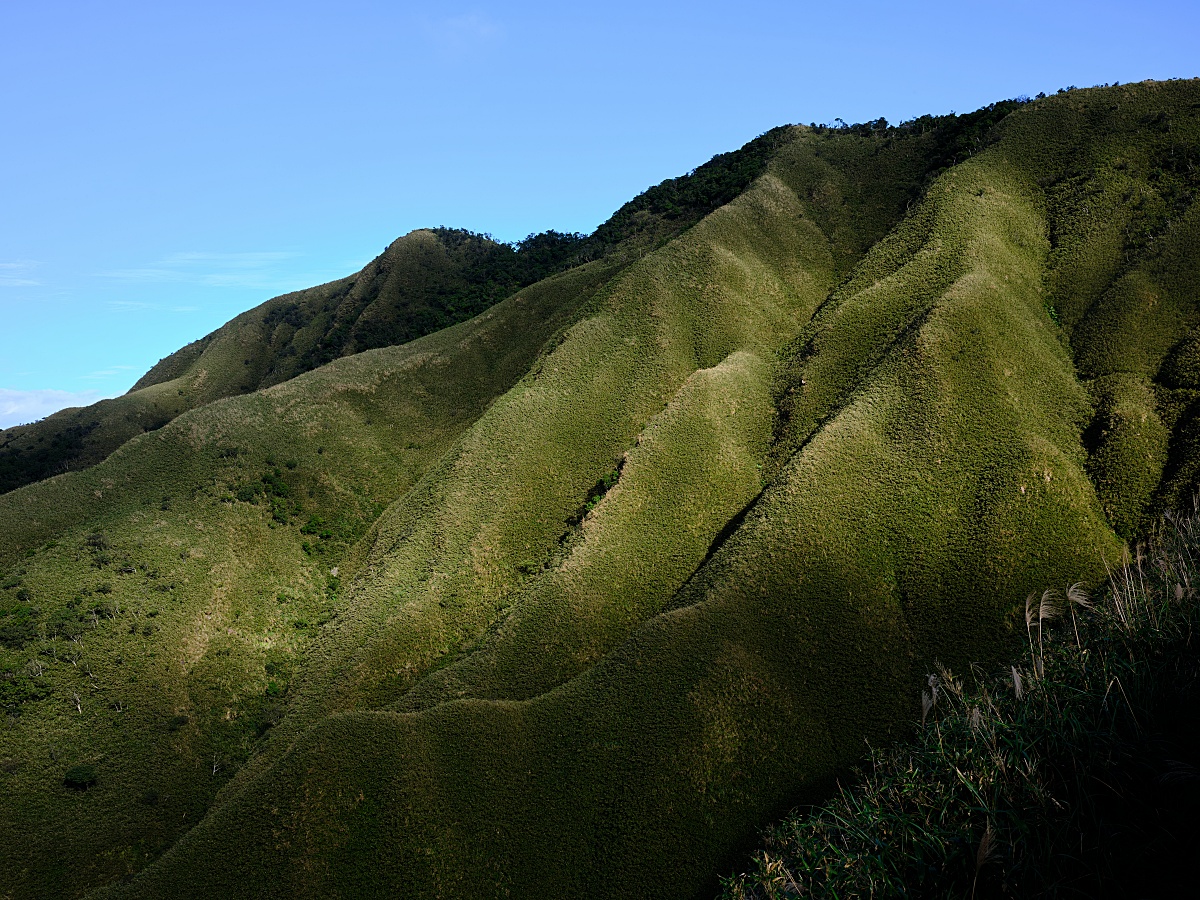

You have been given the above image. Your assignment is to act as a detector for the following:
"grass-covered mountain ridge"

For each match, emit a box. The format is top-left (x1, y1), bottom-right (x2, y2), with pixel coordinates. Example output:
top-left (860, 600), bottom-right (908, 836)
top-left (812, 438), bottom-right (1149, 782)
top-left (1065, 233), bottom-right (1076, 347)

top-left (2, 79), bottom-right (1199, 899)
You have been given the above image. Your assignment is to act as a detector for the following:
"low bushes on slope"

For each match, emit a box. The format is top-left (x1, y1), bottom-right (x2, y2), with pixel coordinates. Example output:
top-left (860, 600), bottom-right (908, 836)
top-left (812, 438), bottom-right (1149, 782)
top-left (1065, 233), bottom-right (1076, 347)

top-left (721, 508), bottom-right (1200, 900)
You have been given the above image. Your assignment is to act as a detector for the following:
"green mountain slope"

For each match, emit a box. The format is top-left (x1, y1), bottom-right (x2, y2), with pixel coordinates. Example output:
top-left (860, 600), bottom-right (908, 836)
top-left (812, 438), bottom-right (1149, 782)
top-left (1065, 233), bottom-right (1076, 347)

top-left (1, 79), bottom-right (1198, 900)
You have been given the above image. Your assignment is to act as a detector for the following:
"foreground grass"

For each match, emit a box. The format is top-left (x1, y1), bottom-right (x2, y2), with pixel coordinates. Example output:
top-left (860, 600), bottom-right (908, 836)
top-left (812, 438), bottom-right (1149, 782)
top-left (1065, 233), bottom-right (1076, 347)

top-left (722, 507), bottom-right (1200, 899)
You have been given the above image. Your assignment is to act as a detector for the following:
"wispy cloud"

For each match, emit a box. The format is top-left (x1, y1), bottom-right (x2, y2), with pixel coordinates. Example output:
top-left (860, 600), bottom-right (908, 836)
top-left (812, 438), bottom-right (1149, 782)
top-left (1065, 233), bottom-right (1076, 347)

top-left (0, 388), bottom-right (114, 429)
top-left (107, 300), bottom-right (157, 312)
top-left (0, 261), bottom-right (40, 288)
top-left (106, 300), bottom-right (199, 314)
top-left (81, 365), bottom-right (137, 381)
top-left (421, 12), bottom-right (503, 56)
top-left (97, 251), bottom-right (305, 291)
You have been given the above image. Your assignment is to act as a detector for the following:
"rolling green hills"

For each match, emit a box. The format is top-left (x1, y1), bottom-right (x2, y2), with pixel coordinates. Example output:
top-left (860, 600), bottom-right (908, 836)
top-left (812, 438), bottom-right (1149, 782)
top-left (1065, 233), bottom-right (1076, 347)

top-left (1, 79), bottom-right (1199, 900)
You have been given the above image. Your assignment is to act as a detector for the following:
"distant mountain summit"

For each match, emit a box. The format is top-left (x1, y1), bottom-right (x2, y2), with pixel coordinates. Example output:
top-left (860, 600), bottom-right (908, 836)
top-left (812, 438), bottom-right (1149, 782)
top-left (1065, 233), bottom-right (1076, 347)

top-left (1, 79), bottom-right (1198, 900)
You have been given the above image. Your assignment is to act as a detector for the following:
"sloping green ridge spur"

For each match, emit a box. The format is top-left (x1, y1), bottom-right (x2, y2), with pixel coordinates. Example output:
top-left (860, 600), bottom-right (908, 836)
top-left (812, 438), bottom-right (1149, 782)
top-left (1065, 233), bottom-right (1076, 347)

top-left (0, 80), bottom-right (1197, 899)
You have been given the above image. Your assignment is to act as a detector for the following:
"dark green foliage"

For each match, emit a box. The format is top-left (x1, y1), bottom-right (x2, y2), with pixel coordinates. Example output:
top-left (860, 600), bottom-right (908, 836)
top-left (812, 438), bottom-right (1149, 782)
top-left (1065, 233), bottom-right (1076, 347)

top-left (62, 764), bottom-right (98, 791)
top-left (722, 512), bottom-right (1200, 900)
top-left (569, 463), bottom-right (623, 524)
top-left (0, 667), bottom-right (50, 709)
top-left (298, 514), bottom-right (361, 554)
top-left (234, 482), bottom-right (262, 503)
top-left (300, 515), bottom-right (331, 538)
top-left (590, 126), bottom-right (795, 249)
top-left (231, 469), bottom-right (297, 524)
top-left (274, 228), bottom-right (590, 374)
top-left (0, 596), bottom-right (40, 650)
top-left (887, 98), bottom-right (1033, 179)
top-left (802, 99), bottom-right (1035, 229)
top-left (261, 470), bottom-right (289, 498)
top-left (0, 421), bottom-right (98, 495)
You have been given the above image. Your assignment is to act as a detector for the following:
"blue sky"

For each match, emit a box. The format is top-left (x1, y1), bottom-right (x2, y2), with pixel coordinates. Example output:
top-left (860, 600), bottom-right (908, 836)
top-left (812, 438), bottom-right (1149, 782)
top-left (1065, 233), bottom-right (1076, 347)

top-left (2, 0), bottom-right (1198, 427)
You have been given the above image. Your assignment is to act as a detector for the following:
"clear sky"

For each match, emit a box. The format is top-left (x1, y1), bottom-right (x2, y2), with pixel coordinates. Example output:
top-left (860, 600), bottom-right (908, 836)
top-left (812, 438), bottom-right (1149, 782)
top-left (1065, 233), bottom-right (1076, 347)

top-left (2, 0), bottom-right (1198, 427)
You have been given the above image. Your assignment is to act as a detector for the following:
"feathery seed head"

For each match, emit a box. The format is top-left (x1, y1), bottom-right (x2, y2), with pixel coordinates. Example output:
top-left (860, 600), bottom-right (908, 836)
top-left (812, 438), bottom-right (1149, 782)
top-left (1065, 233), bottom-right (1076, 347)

top-left (921, 690), bottom-right (935, 726)
top-left (1039, 589), bottom-right (1064, 623)
top-left (1066, 581), bottom-right (1091, 609)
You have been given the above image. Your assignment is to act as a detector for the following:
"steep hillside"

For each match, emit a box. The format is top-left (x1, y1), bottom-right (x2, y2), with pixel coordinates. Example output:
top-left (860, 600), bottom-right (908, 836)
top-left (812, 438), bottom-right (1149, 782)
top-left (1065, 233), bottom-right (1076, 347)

top-left (1, 80), bottom-right (1198, 900)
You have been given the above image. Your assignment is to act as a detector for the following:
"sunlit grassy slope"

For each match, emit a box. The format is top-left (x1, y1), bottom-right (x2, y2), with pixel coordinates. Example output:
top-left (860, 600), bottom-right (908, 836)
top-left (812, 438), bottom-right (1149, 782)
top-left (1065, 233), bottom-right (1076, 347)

top-left (1, 80), bottom-right (1199, 900)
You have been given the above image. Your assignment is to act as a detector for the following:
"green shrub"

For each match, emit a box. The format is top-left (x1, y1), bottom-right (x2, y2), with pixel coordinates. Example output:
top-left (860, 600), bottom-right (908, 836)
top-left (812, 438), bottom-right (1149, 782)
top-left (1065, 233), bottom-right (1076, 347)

top-left (62, 764), bottom-right (98, 791)
top-left (0, 668), bottom-right (50, 708)
top-left (235, 482), bottom-right (263, 503)
top-left (262, 470), bottom-right (289, 498)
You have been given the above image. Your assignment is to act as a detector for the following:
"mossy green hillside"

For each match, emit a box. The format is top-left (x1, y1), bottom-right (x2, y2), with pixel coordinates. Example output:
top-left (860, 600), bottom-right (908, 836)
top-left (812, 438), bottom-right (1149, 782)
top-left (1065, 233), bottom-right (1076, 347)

top-left (2, 80), bottom-right (1200, 900)
top-left (0, 101), bottom-right (1035, 500)
top-left (0, 229), bottom-right (589, 497)
top-left (392, 336), bottom-right (776, 709)
top-left (260, 157), bottom-right (844, 736)
top-left (1006, 82), bottom-right (1200, 534)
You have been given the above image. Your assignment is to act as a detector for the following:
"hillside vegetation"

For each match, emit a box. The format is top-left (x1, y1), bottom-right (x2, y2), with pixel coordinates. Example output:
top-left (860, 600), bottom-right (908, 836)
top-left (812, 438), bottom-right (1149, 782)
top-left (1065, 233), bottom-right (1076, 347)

top-left (0, 80), bottom-right (1198, 900)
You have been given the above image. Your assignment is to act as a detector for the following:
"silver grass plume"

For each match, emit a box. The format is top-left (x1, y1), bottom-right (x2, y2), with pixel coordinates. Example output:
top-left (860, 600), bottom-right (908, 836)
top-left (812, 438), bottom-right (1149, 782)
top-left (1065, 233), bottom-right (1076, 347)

top-left (972, 823), bottom-right (998, 900)
top-left (1067, 581), bottom-right (1090, 647)
top-left (1036, 589), bottom-right (1064, 676)
top-left (1025, 592), bottom-right (1038, 673)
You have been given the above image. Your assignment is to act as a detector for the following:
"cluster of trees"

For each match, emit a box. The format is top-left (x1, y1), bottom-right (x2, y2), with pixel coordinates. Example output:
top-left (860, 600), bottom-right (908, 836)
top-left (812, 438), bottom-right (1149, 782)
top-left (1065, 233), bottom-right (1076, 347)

top-left (589, 125), bottom-right (795, 250)
top-left (275, 227), bottom-right (591, 376)
top-left (0, 420), bottom-right (100, 495)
